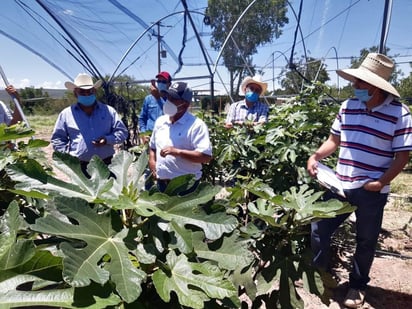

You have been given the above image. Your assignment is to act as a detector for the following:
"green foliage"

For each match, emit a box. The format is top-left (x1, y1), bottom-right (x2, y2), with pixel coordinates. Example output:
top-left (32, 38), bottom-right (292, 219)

top-left (204, 82), bottom-right (339, 196)
top-left (0, 84), bottom-right (354, 308)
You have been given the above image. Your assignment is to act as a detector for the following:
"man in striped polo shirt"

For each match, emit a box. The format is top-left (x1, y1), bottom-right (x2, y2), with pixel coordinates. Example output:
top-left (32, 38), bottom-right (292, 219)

top-left (307, 53), bottom-right (412, 308)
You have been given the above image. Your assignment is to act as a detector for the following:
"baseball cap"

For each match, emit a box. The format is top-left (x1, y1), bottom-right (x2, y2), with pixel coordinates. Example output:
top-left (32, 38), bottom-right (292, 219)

top-left (166, 82), bottom-right (193, 102)
top-left (156, 71), bottom-right (172, 82)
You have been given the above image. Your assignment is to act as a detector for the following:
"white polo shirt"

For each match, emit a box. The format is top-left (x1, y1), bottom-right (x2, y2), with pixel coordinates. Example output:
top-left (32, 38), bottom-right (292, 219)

top-left (150, 111), bottom-right (212, 180)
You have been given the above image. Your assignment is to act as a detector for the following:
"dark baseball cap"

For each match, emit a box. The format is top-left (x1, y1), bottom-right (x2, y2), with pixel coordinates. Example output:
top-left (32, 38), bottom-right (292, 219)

top-left (166, 82), bottom-right (193, 102)
top-left (156, 71), bottom-right (172, 82)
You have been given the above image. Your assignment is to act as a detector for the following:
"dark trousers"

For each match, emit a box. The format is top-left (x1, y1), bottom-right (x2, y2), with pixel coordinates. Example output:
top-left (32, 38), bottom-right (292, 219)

top-left (311, 187), bottom-right (388, 290)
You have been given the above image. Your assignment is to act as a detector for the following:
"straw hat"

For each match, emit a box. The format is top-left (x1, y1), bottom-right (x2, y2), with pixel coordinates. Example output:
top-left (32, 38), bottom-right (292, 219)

top-left (65, 73), bottom-right (103, 91)
top-left (336, 53), bottom-right (399, 97)
top-left (240, 75), bottom-right (268, 95)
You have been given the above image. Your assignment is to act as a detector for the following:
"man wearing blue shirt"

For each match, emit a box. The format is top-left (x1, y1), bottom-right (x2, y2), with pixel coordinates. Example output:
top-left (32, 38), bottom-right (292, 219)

top-left (138, 71), bottom-right (172, 143)
top-left (51, 73), bottom-right (128, 177)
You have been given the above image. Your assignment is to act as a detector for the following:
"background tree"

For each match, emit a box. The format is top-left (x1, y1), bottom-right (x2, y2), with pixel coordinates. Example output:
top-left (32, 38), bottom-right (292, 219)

top-left (280, 56), bottom-right (330, 94)
top-left (206, 0), bottom-right (288, 98)
top-left (398, 63), bottom-right (412, 103)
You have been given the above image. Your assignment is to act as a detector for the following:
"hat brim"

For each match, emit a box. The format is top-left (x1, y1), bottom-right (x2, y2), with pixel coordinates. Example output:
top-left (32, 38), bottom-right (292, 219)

top-left (336, 68), bottom-right (399, 97)
top-left (240, 77), bottom-right (268, 95)
top-left (65, 79), bottom-right (103, 91)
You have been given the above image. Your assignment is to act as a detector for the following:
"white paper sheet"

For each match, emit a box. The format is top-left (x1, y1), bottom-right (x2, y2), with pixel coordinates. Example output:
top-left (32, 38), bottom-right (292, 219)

top-left (316, 162), bottom-right (346, 197)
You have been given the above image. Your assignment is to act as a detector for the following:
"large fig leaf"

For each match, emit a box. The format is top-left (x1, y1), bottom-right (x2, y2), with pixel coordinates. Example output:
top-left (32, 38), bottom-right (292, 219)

top-left (6, 150), bottom-right (149, 209)
top-left (153, 250), bottom-right (239, 309)
top-left (0, 202), bottom-right (35, 270)
top-left (30, 196), bottom-right (146, 303)
top-left (6, 154), bottom-right (113, 202)
top-left (192, 231), bottom-right (254, 270)
top-left (0, 274), bottom-right (121, 309)
top-left (137, 183), bottom-right (238, 240)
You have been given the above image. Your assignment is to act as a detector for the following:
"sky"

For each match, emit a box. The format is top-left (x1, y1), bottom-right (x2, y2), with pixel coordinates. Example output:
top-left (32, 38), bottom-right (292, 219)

top-left (0, 0), bottom-right (411, 95)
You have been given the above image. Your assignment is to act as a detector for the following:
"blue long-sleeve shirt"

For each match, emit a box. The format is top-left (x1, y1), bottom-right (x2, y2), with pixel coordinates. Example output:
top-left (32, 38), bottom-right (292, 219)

top-left (51, 102), bottom-right (128, 162)
top-left (138, 94), bottom-right (165, 133)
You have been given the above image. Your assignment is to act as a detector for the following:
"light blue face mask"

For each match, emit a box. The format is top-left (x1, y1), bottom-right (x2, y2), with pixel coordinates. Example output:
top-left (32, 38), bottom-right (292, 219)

top-left (78, 94), bottom-right (96, 106)
top-left (245, 91), bottom-right (259, 103)
top-left (354, 88), bottom-right (371, 103)
top-left (157, 82), bottom-right (168, 92)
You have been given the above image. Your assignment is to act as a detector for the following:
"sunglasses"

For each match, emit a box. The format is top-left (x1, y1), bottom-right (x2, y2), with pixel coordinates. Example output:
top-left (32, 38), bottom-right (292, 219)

top-left (157, 80), bottom-right (168, 84)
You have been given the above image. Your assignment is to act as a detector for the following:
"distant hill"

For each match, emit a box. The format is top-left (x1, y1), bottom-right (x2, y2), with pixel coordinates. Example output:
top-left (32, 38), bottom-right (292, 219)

top-left (0, 89), bottom-right (67, 103)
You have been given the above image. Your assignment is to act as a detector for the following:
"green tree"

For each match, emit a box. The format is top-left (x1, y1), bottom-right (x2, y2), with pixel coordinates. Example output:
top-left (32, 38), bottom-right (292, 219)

top-left (280, 56), bottom-right (330, 94)
top-left (206, 0), bottom-right (288, 97)
top-left (398, 63), bottom-right (412, 102)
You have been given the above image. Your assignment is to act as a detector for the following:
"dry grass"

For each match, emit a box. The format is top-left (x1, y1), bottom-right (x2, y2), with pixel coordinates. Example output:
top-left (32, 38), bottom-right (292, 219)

top-left (390, 168), bottom-right (412, 210)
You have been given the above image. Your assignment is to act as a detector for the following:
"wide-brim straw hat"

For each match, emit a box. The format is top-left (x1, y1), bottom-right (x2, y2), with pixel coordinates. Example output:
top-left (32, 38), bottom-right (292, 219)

top-left (240, 75), bottom-right (268, 95)
top-left (336, 53), bottom-right (400, 97)
top-left (65, 73), bottom-right (103, 91)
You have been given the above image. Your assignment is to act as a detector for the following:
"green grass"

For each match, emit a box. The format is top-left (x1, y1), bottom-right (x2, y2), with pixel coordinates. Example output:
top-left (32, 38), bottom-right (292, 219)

top-left (27, 114), bottom-right (58, 138)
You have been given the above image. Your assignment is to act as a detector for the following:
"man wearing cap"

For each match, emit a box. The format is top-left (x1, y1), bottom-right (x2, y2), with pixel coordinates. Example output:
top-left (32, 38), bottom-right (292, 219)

top-left (51, 73), bottom-right (128, 177)
top-left (224, 75), bottom-right (269, 129)
top-left (307, 53), bottom-right (412, 308)
top-left (149, 81), bottom-right (212, 193)
top-left (138, 71), bottom-right (172, 143)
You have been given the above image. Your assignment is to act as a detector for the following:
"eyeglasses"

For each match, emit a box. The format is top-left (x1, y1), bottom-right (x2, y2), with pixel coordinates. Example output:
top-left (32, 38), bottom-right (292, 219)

top-left (157, 80), bottom-right (168, 84)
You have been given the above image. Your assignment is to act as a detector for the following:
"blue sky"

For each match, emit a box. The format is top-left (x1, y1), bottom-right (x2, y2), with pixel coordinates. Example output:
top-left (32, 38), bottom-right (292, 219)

top-left (0, 0), bottom-right (411, 94)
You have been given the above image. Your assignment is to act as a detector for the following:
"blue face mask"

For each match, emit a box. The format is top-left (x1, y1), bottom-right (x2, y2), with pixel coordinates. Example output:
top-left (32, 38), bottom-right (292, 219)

top-left (245, 91), bottom-right (259, 103)
top-left (157, 82), bottom-right (168, 92)
top-left (354, 88), bottom-right (371, 103)
top-left (78, 94), bottom-right (96, 106)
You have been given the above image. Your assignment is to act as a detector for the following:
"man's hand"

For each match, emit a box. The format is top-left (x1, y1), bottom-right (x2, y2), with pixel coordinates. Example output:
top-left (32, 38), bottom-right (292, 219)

top-left (150, 84), bottom-right (161, 99)
top-left (160, 146), bottom-right (179, 157)
top-left (92, 137), bottom-right (106, 146)
top-left (363, 180), bottom-right (384, 192)
top-left (307, 155), bottom-right (319, 178)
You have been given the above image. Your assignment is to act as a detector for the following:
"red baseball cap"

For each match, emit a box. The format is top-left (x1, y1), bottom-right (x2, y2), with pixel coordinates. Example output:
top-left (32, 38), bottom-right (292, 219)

top-left (156, 71), bottom-right (172, 82)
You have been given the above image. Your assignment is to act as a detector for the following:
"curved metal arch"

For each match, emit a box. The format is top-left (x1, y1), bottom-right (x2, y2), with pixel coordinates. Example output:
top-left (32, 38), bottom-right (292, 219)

top-left (109, 10), bottom-right (212, 83)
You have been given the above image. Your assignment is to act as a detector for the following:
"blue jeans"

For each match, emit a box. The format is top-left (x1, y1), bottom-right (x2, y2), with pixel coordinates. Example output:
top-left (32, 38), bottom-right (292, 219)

top-left (311, 187), bottom-right (388, 290)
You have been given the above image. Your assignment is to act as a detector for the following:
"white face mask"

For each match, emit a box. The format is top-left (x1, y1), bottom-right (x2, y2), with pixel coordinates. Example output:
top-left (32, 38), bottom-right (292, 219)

top-left (163, 100), bottom-right (178, 116)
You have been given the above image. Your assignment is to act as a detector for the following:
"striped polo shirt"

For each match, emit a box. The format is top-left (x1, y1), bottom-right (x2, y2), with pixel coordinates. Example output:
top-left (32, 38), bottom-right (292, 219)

top-left (225, 99), bottom-right (269, 124)
top-left (331, 95), bottom-right (412, 193)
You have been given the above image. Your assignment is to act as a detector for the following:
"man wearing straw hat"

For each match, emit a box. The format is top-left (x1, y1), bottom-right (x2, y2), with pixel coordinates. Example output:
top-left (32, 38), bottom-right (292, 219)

top-left (224, 75), bottom-right (269, 129)
top-left (307, 53), bottom-right (412, 308)
top-left (51, 73), bottom-right (128, 177)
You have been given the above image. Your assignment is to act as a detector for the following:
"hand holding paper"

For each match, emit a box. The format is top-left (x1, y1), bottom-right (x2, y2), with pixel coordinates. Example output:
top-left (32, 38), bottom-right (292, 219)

top-left (315, 162), bottom-right (346, 197)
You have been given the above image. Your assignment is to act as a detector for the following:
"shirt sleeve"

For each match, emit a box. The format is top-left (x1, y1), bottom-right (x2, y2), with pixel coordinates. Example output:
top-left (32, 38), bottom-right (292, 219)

top-left (51, 110), bottom-right (70, 153)
top-left (0, 101), bottom-right (13, 126)
top-left (225, 103), bottom-right (235, 124)
top-left (106, 106), bottom-right (128, 145)
top-left (393, 103), bottom-right (412, 152)
top-left (139, 96), bottom-right (149, 133)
